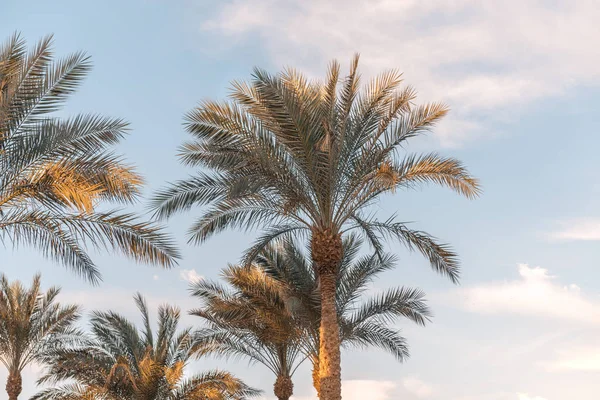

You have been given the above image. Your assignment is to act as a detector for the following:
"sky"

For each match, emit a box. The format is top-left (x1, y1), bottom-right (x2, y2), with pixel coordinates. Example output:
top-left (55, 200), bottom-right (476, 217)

top-left (2, 0), bottom-right (600, 399)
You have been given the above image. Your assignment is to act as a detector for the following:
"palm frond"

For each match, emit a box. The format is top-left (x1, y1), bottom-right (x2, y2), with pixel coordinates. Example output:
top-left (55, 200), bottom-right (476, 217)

top-left (0, 34), bottom-right (180, 282)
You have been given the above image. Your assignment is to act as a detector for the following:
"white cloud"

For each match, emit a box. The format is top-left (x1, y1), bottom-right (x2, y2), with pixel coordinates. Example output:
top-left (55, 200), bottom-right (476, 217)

top-left (179, 269), bottom-right (203, 284)
top-left (261, 380), bottom-right (396, 400)
top-left (341, 380), bottom-right (396, 400)
top-left (517, 394), bottom-right (547, 400)
top-left (202, 0), bottom-right (600, 146)
top-left (546, 346), bottom-right (600, 372)
top-left (452, 264), bottom-right (600, 325)
top-left (549, 219), bottom-right (600, 241)
top-left (402, 376), bottom-right (433, 398)
top-left (153, 274), bottom-right (159, 281)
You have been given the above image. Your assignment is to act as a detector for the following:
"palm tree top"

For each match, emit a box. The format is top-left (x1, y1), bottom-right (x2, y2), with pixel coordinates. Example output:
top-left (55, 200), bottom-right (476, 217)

top-left (0, 273), bottom-right (81, 400)
top-left (152, 54), bottom-right (480, 283)
top-left (36, 292), bottom-right (260, 400)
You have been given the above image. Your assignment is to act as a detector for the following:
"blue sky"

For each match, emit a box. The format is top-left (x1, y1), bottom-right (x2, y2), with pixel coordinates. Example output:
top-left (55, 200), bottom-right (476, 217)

top-left (2, 1), bottom-right (600, 399)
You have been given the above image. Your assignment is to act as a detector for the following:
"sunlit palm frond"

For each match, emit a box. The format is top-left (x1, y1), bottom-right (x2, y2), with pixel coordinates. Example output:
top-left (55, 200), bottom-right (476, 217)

top-left (37, 294), bottom-right (258, 400)
top-left (0, 33), bottom-right (179, 282)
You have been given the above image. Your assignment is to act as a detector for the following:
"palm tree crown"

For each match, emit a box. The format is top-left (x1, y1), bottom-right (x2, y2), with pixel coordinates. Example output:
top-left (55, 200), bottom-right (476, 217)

top-left (35, 293), bottom-right (259, 400)
top-left (0, 274), bottom-right (80, 400)
top-left (191, 262), bottom-right (305, 400)
top-left (0, 33), bottom-right (179, 283)
top-left (152, 55), bottom-right (480, 400)
top-left (152, 54), bottom-right (479, 280)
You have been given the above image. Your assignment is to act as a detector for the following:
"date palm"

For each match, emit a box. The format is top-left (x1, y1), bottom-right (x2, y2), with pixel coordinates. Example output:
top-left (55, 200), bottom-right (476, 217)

top-left (0, 274), bottom-right (80, 400)
top-left (0, 33), bottom-right (178, 283)
top-left (191, 236), bottom-right (431, 399)
top-left (191, 263), bottom-right (304, 400)
top-left (256, 237), bottom-right (430, 397)
top-left (152, 55), bottom-right (480, 399)
top-left (34, 293), bottom-right (259, 400)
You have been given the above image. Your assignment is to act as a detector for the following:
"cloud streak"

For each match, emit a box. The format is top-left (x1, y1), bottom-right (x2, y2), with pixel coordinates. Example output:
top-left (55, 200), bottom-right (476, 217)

top-left (260, 380), bottom-right (396, 400)
top-left (451, 263), bottom-right (600, 325)
top-left (549, 219), bottom-right (600, 241)
top-left (546, 346), bottom-right (600, 372)
top-left (402, 376), bottom-right (433, 398)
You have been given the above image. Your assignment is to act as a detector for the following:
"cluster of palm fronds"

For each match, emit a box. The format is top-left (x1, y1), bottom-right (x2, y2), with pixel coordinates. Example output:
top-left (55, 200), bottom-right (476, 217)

top-left (0, 276), bottom-right (259, 400)
top-left (0, 33), bottom-right (179, 283)
top-left (1, 33), bottom-right (479, 400)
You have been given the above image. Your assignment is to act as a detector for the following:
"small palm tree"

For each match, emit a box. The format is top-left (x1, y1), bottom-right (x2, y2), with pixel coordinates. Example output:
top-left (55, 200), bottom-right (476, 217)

top-left (152, 56), bottom-right (480, 399)
top-left (0, 33), bottom-right (178, 283)
top-left (0, 274), bottom-right (80, 400)
top-left (192, 236), bottom-right (430, 399)
top-left (191, 264), bottom-right (304, 400)
top-left (34, 293), bottom-right (259, 400)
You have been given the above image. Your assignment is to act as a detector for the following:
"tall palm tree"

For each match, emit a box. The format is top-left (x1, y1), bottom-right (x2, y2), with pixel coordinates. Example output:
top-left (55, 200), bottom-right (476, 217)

top-left (0, 274), bottom-right (80, 400)
top-left (0, 33), bottom-right (178, 283)
top-left (34, 293), bottom-right (259, 400)
top-left (191, 236), bottom-right (431, 399)
top-left (152, 55), bottom-right (480, 399)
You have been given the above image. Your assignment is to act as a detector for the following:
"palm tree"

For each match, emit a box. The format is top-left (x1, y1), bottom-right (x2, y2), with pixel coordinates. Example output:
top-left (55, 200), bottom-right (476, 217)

top-left (258, 236), bottom-right (430, 397)
top-left (34, 293), bottom-right (259, 400)
top-left (0, 33), bottom-right (178, 283)
top-left (192, 236), bottom-right (430, 399)
top-left (0, 274), bottom-right (80, 400)
top-left (191, 263), bottom-right (305, 400)
top-left (151, 55), bottom-right (480, 399)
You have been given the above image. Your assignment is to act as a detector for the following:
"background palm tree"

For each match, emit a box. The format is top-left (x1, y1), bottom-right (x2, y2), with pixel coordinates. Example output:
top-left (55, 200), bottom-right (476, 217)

top-left (256, 237), bottom-right (430, 397)
top-left (152, 56), bottom-right (480, 399)
top-left (0, 274), bottom-right (80, 400)
top-left (0, 33), bottom-right (178, 283)
top-left (192, 236), bottom-right (431, 399)
top-left (191, 263), bottom-right (305, 400)
top-left (34, 293), bottom-right (259, 400)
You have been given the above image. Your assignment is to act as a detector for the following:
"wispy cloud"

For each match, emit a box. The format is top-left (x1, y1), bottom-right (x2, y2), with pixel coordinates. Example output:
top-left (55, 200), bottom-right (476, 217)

top-left (450, 263), bottom-right (600, 325)
top-left (179, 269), bottom-right (203, 284)
top-left (262, 380), bottom-right (396, 400)
top-left (518, 394), bottom-right (548, 400)
top-left (549, 219), bottom-right (600, 241)
top-left (202, 0), bottom-right (600, 146)
top-left (545, 346), bottom-right (600, 372)
top-left (402, 376), bottom-right (433, 398)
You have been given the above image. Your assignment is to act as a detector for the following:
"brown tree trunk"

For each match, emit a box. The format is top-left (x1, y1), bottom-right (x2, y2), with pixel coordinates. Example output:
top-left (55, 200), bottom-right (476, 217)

top-left (311, 356), bottom-right (321, 397)
top-left (273, 375), bottom-right (293, 400)
top-left (6, 370), bottom-right (22, 400)
top-left (311, 228), bottom-right (343, 400)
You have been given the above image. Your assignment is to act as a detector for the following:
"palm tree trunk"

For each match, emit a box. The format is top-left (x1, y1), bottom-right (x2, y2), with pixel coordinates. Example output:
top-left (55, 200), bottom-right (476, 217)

top-left (311, 356), bottom-right (321, 397)
top-left (6, 370), bottom-right (22, 400)
top-left (273, 375), bottom-right (293, 400)
top-left (311, 228), bottom-right (343, 400)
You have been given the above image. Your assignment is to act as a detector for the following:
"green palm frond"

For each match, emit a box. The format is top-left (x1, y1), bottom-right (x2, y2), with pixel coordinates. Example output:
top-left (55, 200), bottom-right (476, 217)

top-left (348, 214), bottom-right (460, 283)
top-left (257, 240), bottom-right (431, 362)
top-left (192, 239), bottom-right (431, 394)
